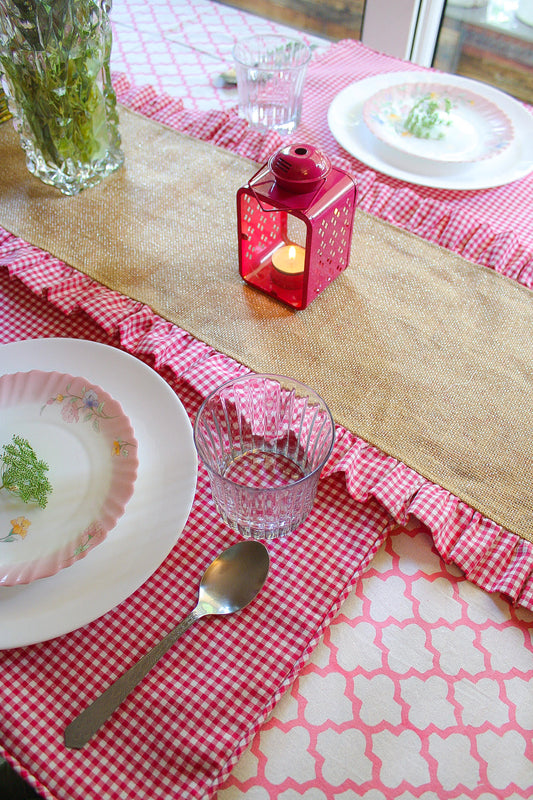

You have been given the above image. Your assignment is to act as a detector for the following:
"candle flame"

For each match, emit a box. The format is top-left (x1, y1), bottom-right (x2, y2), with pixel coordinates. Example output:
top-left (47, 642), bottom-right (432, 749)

top-left (288, 245), bottom-right (296, 261)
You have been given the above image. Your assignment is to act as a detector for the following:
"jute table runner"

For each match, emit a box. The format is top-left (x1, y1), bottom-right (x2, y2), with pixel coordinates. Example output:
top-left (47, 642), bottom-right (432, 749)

top-left (2, 107), bottom-right (533, 543)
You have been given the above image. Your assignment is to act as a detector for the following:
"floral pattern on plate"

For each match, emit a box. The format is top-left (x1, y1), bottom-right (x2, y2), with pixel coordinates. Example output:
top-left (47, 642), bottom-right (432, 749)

top-left (0, 514), bottom-right (31, 543)
top-left (0, 370), bottom-right (138, 585)
top-left (41, 381), bottom-right (136, 454)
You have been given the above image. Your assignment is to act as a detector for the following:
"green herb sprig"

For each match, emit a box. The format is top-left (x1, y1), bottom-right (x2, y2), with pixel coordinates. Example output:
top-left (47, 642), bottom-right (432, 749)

top-left (0, 0), bottom-right (121, 173)
top-left (1, 435), bottom-right (53, 508)
top-left (403, 94), bottom-right (452, 140)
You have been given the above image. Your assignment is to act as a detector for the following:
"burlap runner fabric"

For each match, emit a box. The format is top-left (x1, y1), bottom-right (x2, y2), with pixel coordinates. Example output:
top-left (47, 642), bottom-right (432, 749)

top-left (2, 106), bottom-right (533, 543)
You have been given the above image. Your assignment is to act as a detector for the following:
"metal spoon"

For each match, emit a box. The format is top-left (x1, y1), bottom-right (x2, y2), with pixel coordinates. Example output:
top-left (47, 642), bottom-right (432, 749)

top-left (64, 540), bottom-right (270, 749)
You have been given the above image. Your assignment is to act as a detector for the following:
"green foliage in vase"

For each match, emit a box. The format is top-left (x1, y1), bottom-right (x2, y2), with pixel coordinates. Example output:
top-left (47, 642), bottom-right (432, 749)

top-left (0, 0), bottom-right (120, 171)
top-left (0, 435), bottom-right (53, 509)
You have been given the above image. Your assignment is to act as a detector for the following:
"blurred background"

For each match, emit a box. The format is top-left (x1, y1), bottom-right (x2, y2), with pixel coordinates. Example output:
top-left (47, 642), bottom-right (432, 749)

top-left (221, 0), bottom-right (533, 104)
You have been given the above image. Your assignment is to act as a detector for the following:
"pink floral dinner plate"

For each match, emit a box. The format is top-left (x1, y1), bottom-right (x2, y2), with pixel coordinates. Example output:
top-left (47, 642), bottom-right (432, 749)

top-left (363, 82), bottom-right (514, 164)
top-left (0, 370), bottom-right (138, 586)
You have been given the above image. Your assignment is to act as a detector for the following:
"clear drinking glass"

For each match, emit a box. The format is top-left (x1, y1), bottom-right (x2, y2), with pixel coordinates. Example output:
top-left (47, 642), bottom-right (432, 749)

top-left (194, 374), bottom-right (335, 540)
top-left (233, 35), bottom-right (311, 135)
top-left (0, 0), bottom-right (124, 195)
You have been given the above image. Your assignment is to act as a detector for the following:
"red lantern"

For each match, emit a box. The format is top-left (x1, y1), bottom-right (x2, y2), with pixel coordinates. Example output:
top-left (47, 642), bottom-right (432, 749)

top-left (237, 143), bottom-right (357, 310)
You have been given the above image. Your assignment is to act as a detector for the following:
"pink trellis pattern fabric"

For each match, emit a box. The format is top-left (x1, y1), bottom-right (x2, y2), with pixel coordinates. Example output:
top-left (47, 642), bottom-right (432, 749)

top-left (220, 522), bottom-right (533, 800)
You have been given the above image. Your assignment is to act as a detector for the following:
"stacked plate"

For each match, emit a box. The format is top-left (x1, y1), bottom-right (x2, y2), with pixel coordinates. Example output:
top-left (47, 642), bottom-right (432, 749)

top-left (0, 339), bottom-right (197, 649)
top-left (0, 369), bottom-right (139, 586)
top-left (328, 71), bottom-right (533, 190)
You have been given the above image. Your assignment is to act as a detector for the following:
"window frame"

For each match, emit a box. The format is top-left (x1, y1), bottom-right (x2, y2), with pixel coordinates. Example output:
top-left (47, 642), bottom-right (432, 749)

top-left (361, 0), bottom-right (446, 65)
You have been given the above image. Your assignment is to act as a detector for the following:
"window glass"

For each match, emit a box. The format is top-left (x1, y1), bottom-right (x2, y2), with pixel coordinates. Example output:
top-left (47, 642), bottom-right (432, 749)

top-left (433, 1), bottom-right (533, 104)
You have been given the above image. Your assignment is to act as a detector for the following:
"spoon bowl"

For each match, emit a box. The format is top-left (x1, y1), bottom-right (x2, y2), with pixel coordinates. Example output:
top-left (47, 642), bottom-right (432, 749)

top-left (198, 540), bottom-right (270, 615)
top-left (64, 540), bottom-right (270, 748)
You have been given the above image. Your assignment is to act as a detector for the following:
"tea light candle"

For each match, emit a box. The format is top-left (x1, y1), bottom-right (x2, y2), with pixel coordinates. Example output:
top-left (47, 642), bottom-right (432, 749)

top-left (271, 244), bottom-right (305, 289)
top-left (272, 244), bottom-right (305, 275)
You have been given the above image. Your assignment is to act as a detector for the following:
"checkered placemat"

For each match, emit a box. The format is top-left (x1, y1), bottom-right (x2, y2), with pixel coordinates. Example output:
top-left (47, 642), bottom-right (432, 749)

top-left (111, 38), bottom-right (533, 282)
top-left (0, 264), bottom-right (392, 800)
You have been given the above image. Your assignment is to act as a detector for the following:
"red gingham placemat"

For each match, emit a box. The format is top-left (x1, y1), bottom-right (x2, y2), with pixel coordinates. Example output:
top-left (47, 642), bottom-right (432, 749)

top-left (112, 38), bottom-right (533, 283)
top-left (0, 267), bottom-right (393, 800)
top-left (3, 52), bottom-right (533, 610)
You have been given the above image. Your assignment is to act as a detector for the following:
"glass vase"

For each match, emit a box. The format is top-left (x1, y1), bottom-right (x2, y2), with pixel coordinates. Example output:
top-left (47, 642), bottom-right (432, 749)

top-left (0, 83), bottom-right (11, 122)
top-left (0, 0), bottom-right (124, 195)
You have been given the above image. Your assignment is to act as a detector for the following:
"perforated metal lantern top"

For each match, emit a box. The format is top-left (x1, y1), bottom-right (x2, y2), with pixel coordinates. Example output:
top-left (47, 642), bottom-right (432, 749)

top-left (237, 143), bottom-right (357, 310)
top-left (268, 144), bottom-right (331, 194)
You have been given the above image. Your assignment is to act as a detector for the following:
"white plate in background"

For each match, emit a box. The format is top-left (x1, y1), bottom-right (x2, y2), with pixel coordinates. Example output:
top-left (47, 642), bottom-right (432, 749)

top-left (328, 71), bottom-right (533, 190)
top-left (363, 82), bottom-right (513, 164)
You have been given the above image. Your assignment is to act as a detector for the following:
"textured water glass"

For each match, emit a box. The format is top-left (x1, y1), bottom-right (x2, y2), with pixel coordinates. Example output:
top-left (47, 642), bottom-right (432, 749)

top-left (194, 374), bottom-right (335, 540)
top-left (0, 0), bottom-right (123, 195)
top-left (233, 35), bottom-right (311, 135)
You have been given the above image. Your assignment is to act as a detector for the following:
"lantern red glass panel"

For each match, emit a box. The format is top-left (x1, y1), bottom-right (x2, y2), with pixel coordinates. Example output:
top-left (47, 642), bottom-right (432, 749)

top-left (237, 143), bottom-right (357, 309)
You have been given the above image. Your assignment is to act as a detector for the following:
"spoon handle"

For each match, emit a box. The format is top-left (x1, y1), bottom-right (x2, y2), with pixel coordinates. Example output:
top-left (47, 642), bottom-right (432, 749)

top-left (64, 608), bottom-right (202, 749)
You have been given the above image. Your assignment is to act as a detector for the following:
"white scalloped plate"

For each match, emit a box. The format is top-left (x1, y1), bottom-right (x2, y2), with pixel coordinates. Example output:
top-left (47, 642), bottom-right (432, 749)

top-left (363, 82), bottom-right (514, 164)
top-left (0, 370), bottom-right (138, 586)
